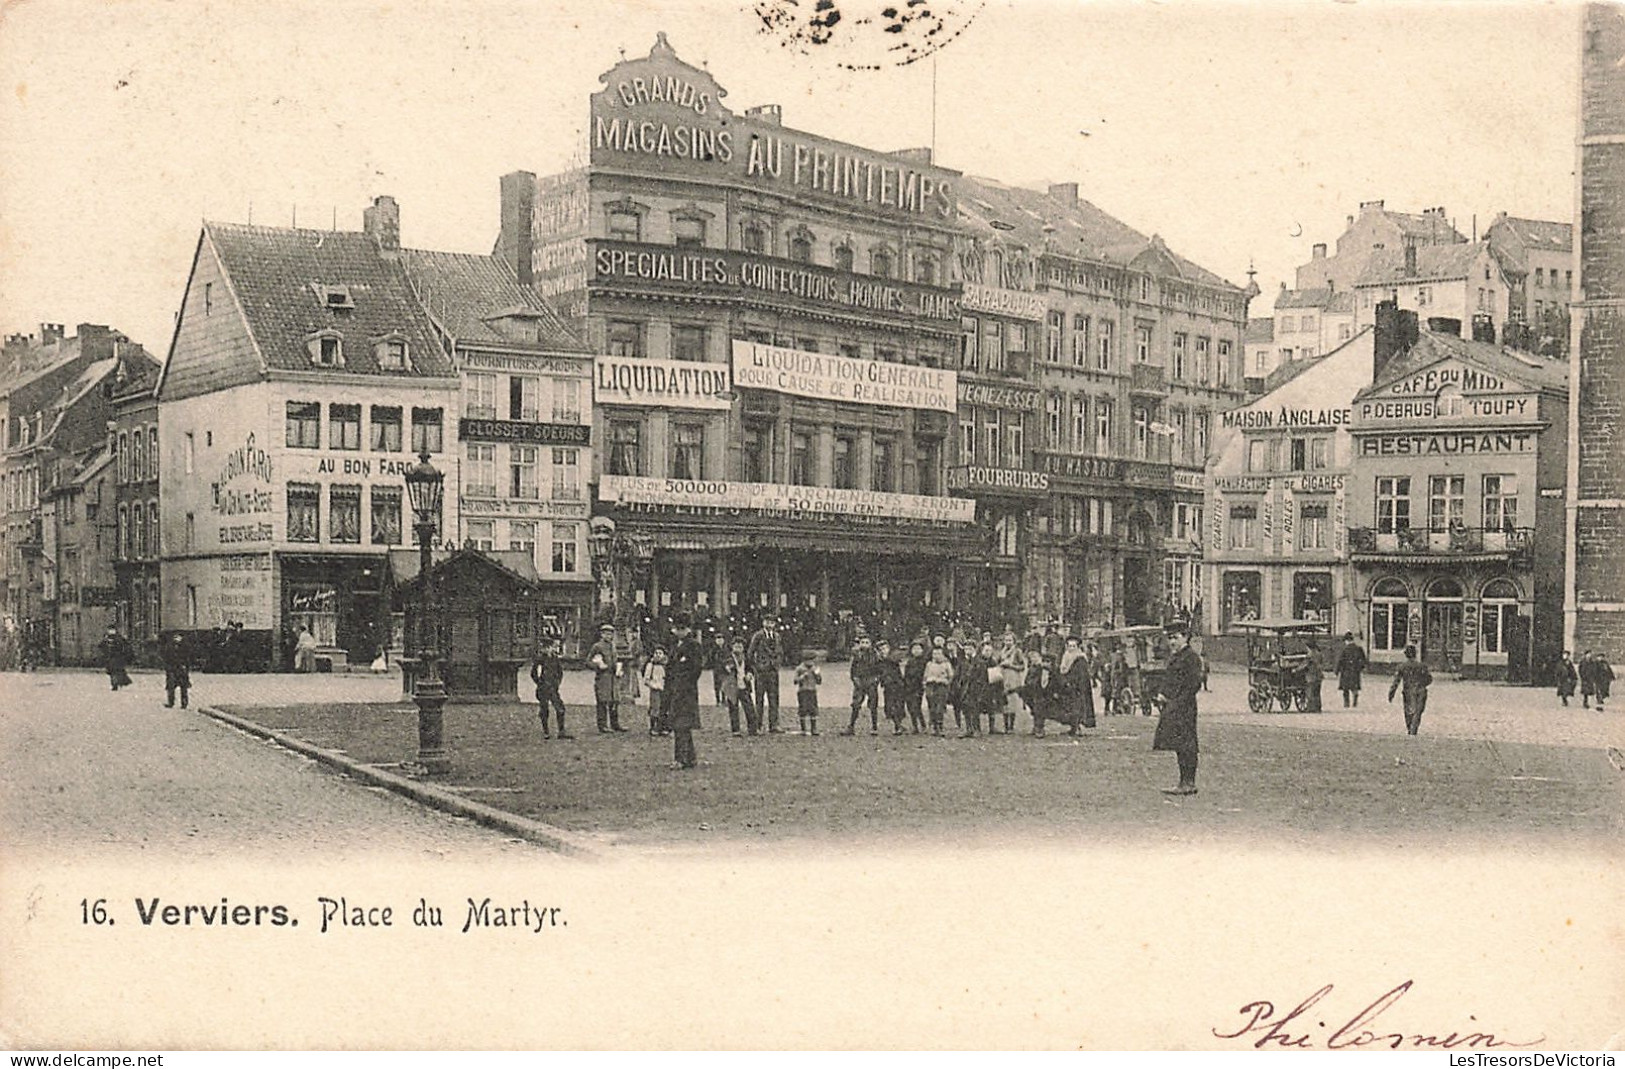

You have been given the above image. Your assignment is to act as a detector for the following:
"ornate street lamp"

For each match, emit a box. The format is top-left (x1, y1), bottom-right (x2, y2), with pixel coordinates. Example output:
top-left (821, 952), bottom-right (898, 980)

top-left (404, 450), bottom-right (449, 775)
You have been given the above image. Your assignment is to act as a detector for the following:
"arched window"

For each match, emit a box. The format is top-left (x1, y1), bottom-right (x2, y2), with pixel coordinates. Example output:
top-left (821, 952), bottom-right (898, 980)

top-left (1370, 577), bottom-right (1409, 651)
top-left (871, 246), bottom-right (893, 279)
top-left (1481, 577), bottom-right (1521, 656)
top-left (1425, 577), bottom-right (1464, 600)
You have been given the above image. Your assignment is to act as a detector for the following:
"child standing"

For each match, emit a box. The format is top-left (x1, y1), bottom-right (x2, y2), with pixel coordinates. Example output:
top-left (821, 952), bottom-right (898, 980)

top-left (794, 655), bottom-right (822, 735)
top-left (923, 646), bottom-right (954, 736)
top-left (722, 638), bottom-right (756, 736)
top-left (902, 640), bottom-right (928, 734)
top-left (877, 639), bottom-right (907, 735)
top-left (643, 647), bottom-right (669, 736)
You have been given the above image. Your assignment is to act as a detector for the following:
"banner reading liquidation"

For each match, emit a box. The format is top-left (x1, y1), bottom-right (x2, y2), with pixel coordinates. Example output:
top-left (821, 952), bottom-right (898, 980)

top-left (730, 341), bottom-right (956, 412)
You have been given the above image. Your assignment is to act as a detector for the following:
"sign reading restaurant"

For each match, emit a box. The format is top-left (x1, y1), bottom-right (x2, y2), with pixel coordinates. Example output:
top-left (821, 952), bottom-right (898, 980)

top-left (1356, 431), bottom-right (1535, 456)
top-left (593, 242), bottom-right (961, 322)
top-left (594, 355), bottom-right (732, 410)
top-left (731, 341), bottom-right (955, 412)
top-left (599, 474), bottom-right (975, 524)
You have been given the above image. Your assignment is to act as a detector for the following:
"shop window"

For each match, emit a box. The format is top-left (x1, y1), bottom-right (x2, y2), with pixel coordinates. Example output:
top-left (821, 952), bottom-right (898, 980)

top-left (1370, 577), bottom-right (1410, 651)
top-left (370, 406), bottom-right (402, 452)
top-left (551, 522), bottom-right (579, 574)
top-left (328, 485), bottom-right (361, 543)
top-left (287, 484), bottom-right (320, 543)
top-left (329, 404), bottom-right (361, 451)
top-left (672, 324), bottom-right (706, 362)
top-left (551, 448), bottom-right (581, 500)
top-left (285, 402), bottom-right (320, 449)
top-left (1293, 571), bottom-right (1332, 621)
top-left (410, 408), bottom-right (443, 454)
top-left (608, 419), bottom-right (642, 476)
top-left (1376, 476), bottom-right (1411, 533)
top-left (671, 423), bottom-right (705, 479)
top-left (510, 446), bottom-right (539, 500)
top-left (1480, 578), bottom-right (1521, 655)
top-left (1222, 571), bottom-right (1262, 628)
top-left (370, 486), bottom-right (402, 545)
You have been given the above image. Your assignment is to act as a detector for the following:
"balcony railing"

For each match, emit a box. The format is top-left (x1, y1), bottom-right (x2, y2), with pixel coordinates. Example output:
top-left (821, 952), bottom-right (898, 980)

top-left (1130, 363), bottom-right (1168, 396)
top-left (1348, 525), bottom-right (1534, 559)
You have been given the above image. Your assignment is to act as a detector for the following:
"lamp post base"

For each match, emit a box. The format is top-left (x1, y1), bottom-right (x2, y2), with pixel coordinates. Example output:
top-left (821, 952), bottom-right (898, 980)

top-left (411, 678), bottom-right (451, 776)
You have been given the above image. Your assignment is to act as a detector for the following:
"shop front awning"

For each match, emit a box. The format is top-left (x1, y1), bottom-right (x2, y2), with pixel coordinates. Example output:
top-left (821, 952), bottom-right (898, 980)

top-left (1351, 553), bottom-right (1512, 566)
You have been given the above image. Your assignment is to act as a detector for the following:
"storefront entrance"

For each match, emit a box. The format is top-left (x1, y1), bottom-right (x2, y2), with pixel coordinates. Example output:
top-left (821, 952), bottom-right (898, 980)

top-left (1423, 577), bottom-right (1465, 671)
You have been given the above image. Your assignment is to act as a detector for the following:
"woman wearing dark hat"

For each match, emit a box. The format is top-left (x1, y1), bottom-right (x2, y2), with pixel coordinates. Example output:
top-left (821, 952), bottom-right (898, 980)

top-left (1151, 621), bottom-right (1203, 795)
top-left (1335, 631), bottom-right (1368, 708)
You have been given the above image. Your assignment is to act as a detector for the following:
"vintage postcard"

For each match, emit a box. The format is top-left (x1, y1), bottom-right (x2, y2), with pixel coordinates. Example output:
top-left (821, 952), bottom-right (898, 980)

top-left (0, 0), bottom-right (1620, 1051)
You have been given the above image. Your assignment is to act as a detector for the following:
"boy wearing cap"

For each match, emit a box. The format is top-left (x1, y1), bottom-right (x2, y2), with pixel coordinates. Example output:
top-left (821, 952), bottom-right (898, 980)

top-left (529, 635), bottom-right (571, 739)
top-left (588, 623), bottom-right (627, 733)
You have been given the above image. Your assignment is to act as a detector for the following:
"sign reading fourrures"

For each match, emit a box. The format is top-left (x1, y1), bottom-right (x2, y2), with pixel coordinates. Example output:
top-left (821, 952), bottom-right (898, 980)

top-left (731, 341), bottom-right (956, 411)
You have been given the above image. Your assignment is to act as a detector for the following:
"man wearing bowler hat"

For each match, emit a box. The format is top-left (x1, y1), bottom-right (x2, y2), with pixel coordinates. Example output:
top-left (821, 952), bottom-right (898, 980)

top-left (1151, 620), bottom-right (1204, 795)
top-left (746, 613), bottom-right (786, 734)
top-left (665, 610), bottom-right (705, 769)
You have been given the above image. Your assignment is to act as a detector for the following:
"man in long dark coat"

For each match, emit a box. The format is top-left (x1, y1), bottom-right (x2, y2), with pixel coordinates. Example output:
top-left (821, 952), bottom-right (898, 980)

top-left (746, 615), bottom-right (785, 733)
top-left (665, 611), bottom-right (704, 769)
top-left (160, 632), bottom-right (192, 708)
top-left (1151, 621), bottom-right (1204, 795)
top-left (1336, 631), bottom-right (1368, 707)
top-left (98, 626), bottom-right (133, 691)
top-left (1388, 645), bottom-right (1433, 735)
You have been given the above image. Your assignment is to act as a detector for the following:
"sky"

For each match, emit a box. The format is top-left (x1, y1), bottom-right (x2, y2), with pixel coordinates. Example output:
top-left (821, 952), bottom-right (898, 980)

top-left (0, 0), bottom-right (1584, 354)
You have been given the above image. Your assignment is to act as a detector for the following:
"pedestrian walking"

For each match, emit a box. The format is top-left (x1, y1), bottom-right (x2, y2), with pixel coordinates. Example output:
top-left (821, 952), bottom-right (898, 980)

top-left (709, 633), bottom-right (729, 707)
top-left (293, 626), bottom-right (318, 673)
top-left (589, 623), bottom-right (627, 733)
top-left (664, 612), bottom-right (704, 770)
top-left (843, 633), bottom-right (882, 735)
top-left (1579, 649), bottom-right (1597, 708)
top-left (1556, 651), bottom-right (1578, 707)
top-left (1302, 639), bottom-right (1324, 713)
top-left (1587, 651), bottom-right (1614, 711)
top-left (529, 635), bottom-right (571, 739)
top-left (1388, 645), bottom-right (1433, 735)
top-left (902, 640), bottom-right (927, 734)
top-left (98, 626), bottom-right (133, 691)
top-left (746, 614), bottom-right (785, 733)
top-left (793, 655), bottom-right (822, 735)
top-left (923, 646), bottom-right (954, 736)
top-left (642, 647), bottom-right (669, 736)
top-left (1060, 634), bottom-right (1096, 731)
top-left (161, 633), bottom-right (192, 709)
top-left (1151, 621), bottom-right (1204, 795)
top-left (1336, 631), bottom-right (1368, 708)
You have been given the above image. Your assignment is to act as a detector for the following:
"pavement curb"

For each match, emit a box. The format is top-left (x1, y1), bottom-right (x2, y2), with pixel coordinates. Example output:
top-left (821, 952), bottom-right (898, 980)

top-left (195, 705), bottom-right (601, 860)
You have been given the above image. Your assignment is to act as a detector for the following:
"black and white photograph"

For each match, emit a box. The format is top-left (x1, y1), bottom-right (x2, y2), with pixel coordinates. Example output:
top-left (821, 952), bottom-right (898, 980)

top-left (0, 0), bottom-right (1620, 1052)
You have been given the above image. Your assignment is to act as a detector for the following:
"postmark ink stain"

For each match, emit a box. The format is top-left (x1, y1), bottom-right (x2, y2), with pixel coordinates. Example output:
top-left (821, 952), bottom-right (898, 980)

top-left (753, 0), bottom-right (984, 69)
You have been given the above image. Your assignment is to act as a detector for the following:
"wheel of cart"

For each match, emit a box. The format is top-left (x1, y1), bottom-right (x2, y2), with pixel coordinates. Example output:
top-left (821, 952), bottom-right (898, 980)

top-left (1235, 618), bottom-right (1332, 714)
top-left (1091, 625), bottom-right (1170, 718)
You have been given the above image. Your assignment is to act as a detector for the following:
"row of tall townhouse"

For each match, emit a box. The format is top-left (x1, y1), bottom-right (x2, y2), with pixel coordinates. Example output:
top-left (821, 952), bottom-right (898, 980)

top-left (498, 34), bottom-right (1249, 649)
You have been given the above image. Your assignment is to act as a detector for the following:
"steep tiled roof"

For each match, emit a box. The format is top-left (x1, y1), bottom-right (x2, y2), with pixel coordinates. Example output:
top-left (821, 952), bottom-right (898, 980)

top-left (1243, 318), bottom-right (1274, 343)
top-left (1355, 330), bottom-right (1569, 400)
top-left (1356, 242), bottom-right (1490, 286)
top-left (1325, 291), bottom-right (1355, 314)
top-left (1384, 210), bottom-right (1465, 244)
top-left (958, 178), bottom-right (1238, 291)
top-left (205, 222), bottom-right (455, 379)
top-left (402, 249), bottom-right (586, 354)
top-left (1489, 216), bottom-right (1573, 253)
top-left (1276, 287), bottom-right (1333, 310)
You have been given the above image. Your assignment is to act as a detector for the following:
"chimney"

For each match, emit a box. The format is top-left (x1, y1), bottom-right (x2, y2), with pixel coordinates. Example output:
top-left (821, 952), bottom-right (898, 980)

top-left (1346, 214), bottom-right (1355, 227)
top-left (1311, 243), bottom-right (1327, 259)
top-left (499, 171), bottom-right (537, 288)
top-left (1048, 182), bottom-right (1079, 205)
top-left (1403, 240), bottom-right (1418, 276)
top-left (1471, 314), bottom-right (1496, 344)
top-left (1374, 300), bottom-right (1419, 379)
top-left (363, 195), bottom-right (400, 254)
top-left (40, 323), bottom-right (65, 346)
top-left (746, 104), bottom-right (783, 126)
top-left (1427, 316), bottom-right (1462, 337)
top-left (890, 146), bottom-right (934, 164)
top-left (1359, 199), bottom-right (1385, 212)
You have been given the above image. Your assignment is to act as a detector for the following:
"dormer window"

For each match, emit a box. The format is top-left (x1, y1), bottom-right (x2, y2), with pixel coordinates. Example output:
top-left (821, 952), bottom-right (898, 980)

top-left (311, 283), bottom-right (355, 310)
top-left (833, 243), bottom-right (855, 272)
top-left (787, 226), bottom-right (815, 264)
top-left (374, 334), bottom-right (409, 370)
top-left (741, 222), bottom-right (768, 255)
top-left (307, 330), bottom-right (344, 368)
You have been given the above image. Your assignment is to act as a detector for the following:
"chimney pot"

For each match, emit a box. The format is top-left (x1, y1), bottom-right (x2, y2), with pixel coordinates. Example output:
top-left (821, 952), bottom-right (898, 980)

top-left (746, 103), bottom-right (783, 126)
top-left (363, 195), bottom-right (401, 254)
top-left (1048, 182), bottom-right (1079, 205)
top-left (1311, 242), bottom-right (1327, 259)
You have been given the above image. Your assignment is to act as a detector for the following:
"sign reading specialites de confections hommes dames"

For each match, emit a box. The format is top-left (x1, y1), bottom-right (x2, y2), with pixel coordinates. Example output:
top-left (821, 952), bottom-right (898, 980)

top-left (599, 475), bottom-right (975, 524)
top-left (594, 356), bottom-right (732, 410)
top-left (731, 341), bottom-right (956, 412)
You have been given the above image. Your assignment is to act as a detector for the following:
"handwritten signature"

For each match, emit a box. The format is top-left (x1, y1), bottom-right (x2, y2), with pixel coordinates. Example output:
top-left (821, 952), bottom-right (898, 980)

top-left (1213, 981), bottom-right (1546, 1050)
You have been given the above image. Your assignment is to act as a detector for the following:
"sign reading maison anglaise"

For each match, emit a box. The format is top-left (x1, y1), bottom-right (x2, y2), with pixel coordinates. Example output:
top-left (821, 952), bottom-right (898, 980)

top-left (731, 341), bottom-right (956, 412)
top-left (600, 475), bottom-right (975, 524)
top-left (589, 35), bottom-right (958, 222)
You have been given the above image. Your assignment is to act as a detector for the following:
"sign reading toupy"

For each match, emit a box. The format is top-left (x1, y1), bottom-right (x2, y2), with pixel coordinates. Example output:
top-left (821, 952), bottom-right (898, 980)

top-left (595, 356), bottom-right (732, 410)
top-left (600, 474), bottom-right (975, 524)
top-left (731, 341), bottom-right (956, 412)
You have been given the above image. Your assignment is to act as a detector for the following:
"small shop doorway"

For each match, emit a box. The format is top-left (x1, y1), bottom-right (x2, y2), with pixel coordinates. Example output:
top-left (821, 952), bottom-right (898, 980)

top-left (1423, 577), bottom-right (1465, 671)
